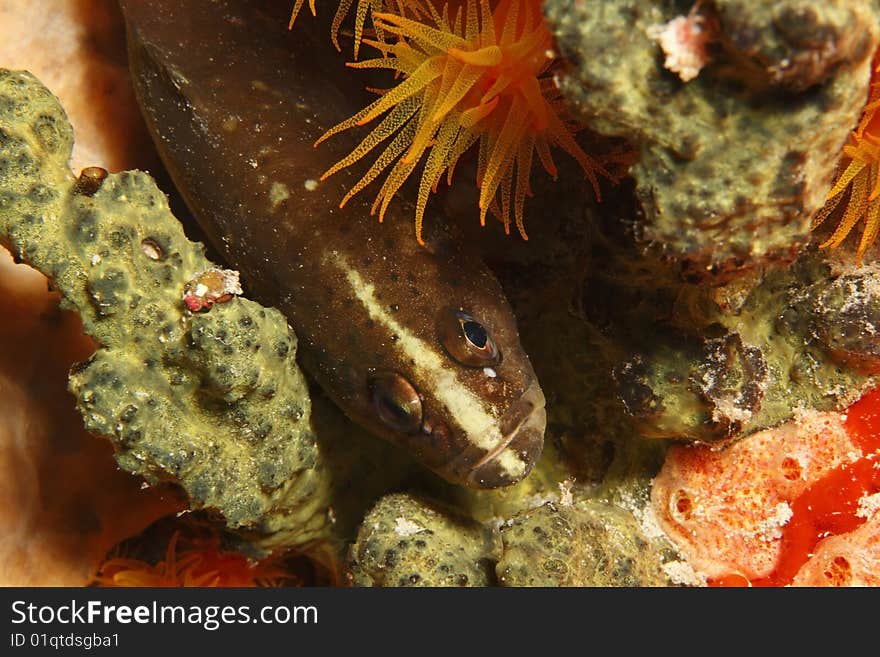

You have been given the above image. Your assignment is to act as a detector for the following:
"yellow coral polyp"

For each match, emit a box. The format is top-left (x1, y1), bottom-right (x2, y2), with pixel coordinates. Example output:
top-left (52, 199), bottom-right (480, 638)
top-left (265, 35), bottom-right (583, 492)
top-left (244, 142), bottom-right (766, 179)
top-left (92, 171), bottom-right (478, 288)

top-left (314, 0), bottom-right (607, 245)
top-left (813, 53), bottom-right (880, 264)
top-left (290, 0), bottom-right (429, 59)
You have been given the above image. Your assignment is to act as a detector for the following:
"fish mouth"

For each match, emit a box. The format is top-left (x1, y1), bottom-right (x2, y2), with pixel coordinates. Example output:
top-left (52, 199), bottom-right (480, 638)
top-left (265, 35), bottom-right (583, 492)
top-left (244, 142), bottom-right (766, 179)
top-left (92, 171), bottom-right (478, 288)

top-left (465, 380), bottom-right (546, 489)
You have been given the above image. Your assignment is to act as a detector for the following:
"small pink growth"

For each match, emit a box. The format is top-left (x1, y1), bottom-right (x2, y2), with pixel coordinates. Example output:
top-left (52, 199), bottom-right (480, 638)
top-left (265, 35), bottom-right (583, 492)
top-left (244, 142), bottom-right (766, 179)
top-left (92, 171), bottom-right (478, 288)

top-left (183, 295), bottom-right (206, 312)
top-left (182, 268), bottom-right (242, 313)
top-left (647, 5), bottom-right (715, 82)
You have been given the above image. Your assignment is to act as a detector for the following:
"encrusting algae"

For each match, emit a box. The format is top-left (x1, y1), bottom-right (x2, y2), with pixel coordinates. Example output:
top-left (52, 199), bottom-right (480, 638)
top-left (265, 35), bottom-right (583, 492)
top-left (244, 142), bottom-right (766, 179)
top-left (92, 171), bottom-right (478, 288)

top-left (813, 48), bottom-right (880, 264)
top-left (294, 0), bottom-right (609, 244)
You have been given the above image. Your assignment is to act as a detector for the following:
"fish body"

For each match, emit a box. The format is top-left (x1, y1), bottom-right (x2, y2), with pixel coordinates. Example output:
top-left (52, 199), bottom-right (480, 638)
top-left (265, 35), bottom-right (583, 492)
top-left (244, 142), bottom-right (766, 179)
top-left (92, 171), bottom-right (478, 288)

top-left (119, 0), bottom-right (545, 487)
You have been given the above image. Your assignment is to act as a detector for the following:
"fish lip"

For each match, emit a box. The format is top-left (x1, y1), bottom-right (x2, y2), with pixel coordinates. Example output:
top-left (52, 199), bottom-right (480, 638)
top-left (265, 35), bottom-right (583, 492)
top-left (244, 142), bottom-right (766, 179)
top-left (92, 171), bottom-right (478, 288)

top-left (464, 380), bottom-right (546, 489)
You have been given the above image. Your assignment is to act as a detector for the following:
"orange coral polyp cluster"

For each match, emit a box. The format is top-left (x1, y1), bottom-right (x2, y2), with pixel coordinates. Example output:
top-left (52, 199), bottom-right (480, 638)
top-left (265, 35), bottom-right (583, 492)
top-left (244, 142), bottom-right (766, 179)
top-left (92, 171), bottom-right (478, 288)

top-left (93, 532), bottom-right (292, 587)
top-left (290, 0), bottom-right (430, 58)
top-left (314, 0), bottom-right (606, 244)
top-left (813, 52), bottom-right (880, 264)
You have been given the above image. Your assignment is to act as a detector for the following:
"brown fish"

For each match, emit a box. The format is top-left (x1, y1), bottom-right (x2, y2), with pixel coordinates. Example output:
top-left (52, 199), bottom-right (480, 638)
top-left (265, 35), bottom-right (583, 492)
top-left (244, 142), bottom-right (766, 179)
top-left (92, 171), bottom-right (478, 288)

top-left (119, 0), bottom-right (545, 487)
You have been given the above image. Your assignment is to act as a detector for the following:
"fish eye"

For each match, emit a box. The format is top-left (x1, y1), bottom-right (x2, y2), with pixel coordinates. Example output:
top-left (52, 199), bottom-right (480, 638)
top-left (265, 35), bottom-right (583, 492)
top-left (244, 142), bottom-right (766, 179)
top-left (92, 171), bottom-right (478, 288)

top-left (437, 307), bottom-right (501, 367)
top-left (369, 372), bottom-right (423, 433)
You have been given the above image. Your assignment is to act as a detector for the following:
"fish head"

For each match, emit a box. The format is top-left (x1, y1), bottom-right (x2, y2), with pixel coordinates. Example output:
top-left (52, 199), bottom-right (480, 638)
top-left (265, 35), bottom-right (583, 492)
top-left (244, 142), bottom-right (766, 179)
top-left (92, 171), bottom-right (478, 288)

top-left (331, 252), bottom-right (546, 489)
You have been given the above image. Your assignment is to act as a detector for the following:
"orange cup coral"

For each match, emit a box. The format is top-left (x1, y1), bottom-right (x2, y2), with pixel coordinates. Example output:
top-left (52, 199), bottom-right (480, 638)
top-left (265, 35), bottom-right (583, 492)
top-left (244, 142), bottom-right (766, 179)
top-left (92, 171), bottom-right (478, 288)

top-left (92, 531), bottom-right (297, 587)
top-left (307, 0), bottom-right (608, 244)
top-left (290, 0), bottom-right (415, 58)
top-left (813, 50), bottom-right (880, 264)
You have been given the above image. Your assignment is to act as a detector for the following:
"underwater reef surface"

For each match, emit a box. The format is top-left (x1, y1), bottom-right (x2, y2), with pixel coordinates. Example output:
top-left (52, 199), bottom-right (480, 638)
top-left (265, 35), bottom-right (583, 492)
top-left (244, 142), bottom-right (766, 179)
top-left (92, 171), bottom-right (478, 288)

top-left (4, 0), bottom-right (880, 586)
top-left (0, 247), bottom-right (180, 585)
top-left (0, 68), bottom-right (335, 553)
top-left (0, 0), bottom-right (158, 174)
top-left (121, 0), bottom-right (548, 491)
top-left (0, 0), bottom-right (180, 585)
top-left (653, 388), bottom-right (880, 586)
top-left (547, 0), bottom-right (880, 281)
top-left (611, 251), bottom-right (880, 442)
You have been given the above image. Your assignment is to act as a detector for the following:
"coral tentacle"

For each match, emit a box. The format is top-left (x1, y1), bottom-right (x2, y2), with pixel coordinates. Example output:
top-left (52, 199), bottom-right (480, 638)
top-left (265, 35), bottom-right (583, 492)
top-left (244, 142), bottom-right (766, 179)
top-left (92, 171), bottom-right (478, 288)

top-left (813, 48), bottom-right (880, 263)
top-left (314, 0), bottom-right (611, 244)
